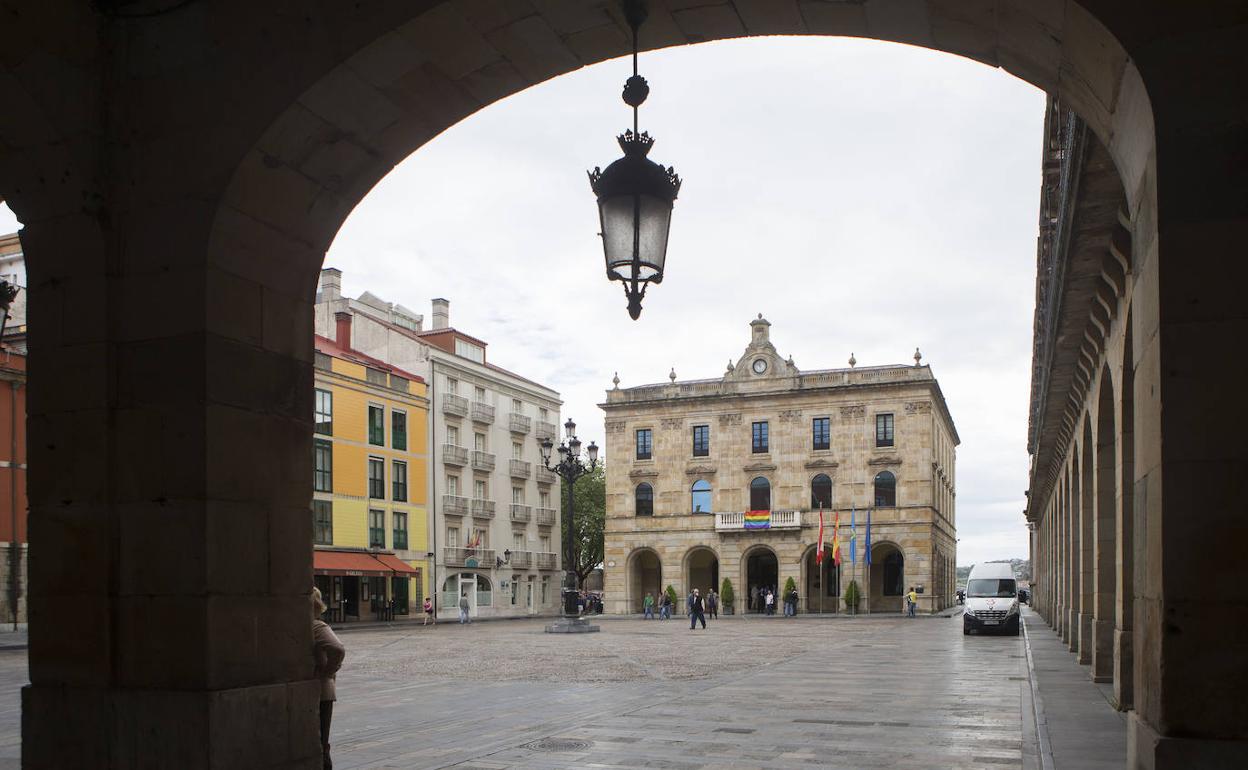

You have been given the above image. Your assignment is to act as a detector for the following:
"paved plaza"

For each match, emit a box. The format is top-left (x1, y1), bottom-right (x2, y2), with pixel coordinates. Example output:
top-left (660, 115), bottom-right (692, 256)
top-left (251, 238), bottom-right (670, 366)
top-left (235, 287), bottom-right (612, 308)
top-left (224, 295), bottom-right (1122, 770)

top-left (0, 609), bottom-right (1124, 769)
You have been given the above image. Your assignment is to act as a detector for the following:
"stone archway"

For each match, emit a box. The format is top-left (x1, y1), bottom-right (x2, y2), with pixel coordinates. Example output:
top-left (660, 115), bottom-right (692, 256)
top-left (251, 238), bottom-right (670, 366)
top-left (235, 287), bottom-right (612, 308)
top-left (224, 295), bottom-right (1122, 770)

top-left (627, 547), bottom-right (663, 614)
top-left (742, 545), bottom-right (778, 614)
top-left (802, 545), bottom-right (838, 614)
top-left (683, 546), bottom-right (719, 598)
top-left (871, 542), bottom-right (905, 613)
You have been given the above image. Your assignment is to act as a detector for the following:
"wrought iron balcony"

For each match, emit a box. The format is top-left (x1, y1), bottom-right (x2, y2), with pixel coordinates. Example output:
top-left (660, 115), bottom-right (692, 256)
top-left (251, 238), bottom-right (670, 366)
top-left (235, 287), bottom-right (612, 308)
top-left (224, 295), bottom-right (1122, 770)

top-left (508, 413), bottom-right (532, 434)
top-left (442, 393), bottom-right (468, 417)
top-left (471, 402), bottom-right (495, 424)
top-left (508, 550), bottom-right (533, 569)
top-left (535, 421), bottom-right (557, 440)
top-left (714, 510), bottom-right (801, 531)
top-left (535, 466), bottom-right (557, 485)
top-left (509, 504), bottom-right (532, 523)
top-left (535, 507), bottom-right (556, 527)
top-left (470, 498), bottom-right (496, 518)
top-left (471, 450), bottom-right (496, 472)
top-left (444, 546), bottom-right (495, 568)
top-left (442, 495), bottom-right (468, 516)
top-left (442, 444), bottom-right (468, 465)
top-left (535, 552), bottom-right (558, 570)
top-left (509, 459), bottom-right (531, 478)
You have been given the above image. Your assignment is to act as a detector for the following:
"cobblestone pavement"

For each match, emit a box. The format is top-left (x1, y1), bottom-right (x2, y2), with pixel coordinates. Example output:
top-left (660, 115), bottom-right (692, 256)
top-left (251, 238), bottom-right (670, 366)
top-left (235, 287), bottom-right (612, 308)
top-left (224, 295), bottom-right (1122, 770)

top-left (0, 609), bottom-right (1126, 769)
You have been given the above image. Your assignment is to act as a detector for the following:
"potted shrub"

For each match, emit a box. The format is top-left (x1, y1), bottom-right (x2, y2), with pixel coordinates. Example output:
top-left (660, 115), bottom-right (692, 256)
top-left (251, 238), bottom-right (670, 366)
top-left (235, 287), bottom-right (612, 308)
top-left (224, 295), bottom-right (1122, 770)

top-left (843, 579), bottom-right (861, 614)
top-left (721, 578), bottom-right (735, 615)
top-left (665, 584), bottom-right (679, 614)
top-left (783, 576), bottom-right (798, 615)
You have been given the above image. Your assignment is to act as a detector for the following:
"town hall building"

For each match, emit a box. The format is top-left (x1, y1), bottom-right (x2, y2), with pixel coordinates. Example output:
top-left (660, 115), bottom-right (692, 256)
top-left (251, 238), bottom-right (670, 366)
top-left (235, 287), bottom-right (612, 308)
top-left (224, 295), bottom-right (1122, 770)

top-left (601, 316), bottom-right (959, 615)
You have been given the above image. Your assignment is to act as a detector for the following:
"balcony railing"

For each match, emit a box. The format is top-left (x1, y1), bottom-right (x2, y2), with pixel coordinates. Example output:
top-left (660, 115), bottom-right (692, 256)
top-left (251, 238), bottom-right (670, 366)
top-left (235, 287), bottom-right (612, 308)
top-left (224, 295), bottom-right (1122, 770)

top-left (536, 466), bottom-right (557, 485)
top-left (508, 550), bottom-right (533, 569)
top-left (442, 393), bottom-right (468, 417)
top-left (509, 459), bottom-right (531, 479)
top-left (471, 402), bottom-right (495, 424)
top-left (443, 495), bottom-right (468, 516)
top-left (535, 507), bottom-right (556, 527)
top-left (509, 504), bottom-right (532, 523)
top-left (471, 498), bottom-right (496, 518)
top-left (715, 510), bottom-right (801, 531)
top-left (508, 413), bottom-right (532, 433)
top-left (471, 451), bottom-right (496, 472)
top-left (535, 421), bottom-right (557, 440)
top-left (535, 552), bottom-right (558, 570)
top-left (444, 546), bottom-right (495, 568)
top-left (442, 444), bottom-right (468, 465)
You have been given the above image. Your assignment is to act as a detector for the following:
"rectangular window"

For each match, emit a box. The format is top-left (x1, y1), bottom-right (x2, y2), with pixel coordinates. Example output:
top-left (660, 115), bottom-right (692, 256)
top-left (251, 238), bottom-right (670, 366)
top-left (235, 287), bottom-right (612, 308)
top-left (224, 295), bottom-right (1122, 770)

top-left (513, 532), bottom-right (524, 551)
top-left (446, 377), bottom-right (459, 395)
top-left (512, 398), bottom-right (522, 413)
top-left (369, 509), bottom-right (385, 548)
top-left (473, 479), bottom-right (486, 499)
top-left (692, 425), bottom-right (709, 457)
top-left (365, 367), bottom-right (387, 386)
top-left (447, 425), bottom-right (459, 445)
top-left (392, 511), bottom-right (408, 550)
top-left (446, 475), bottom-right (459, 496)
top-left (474, 432), bottom-right (486, 451)
top-left (876, 413), bottom-right (895, 448)
top-left (456, 339), bottom-right (485, 362)
top-left (512, 486), bottom-right (524, 504)
top-left (313, 439), bottom-right (333, 492)
top-left (512, 441), bottom-right (523, 459)
top-left (312, 500), bottom-right (333, 545)
top-left (635, 428), bottom-right (652, 460)
top-left (475, 385), bottom-right (486, 401)
top-left (314, 389), bottom-right (333, 435)
top-left (368, 405), bottom-right (384, 446)
top-left (540, 534), bottom-right (551, 553)
top-left (392, 460), bottom-right (408, 502)
top-left (752, 421), bottom-right (769, 453)
top-left (539, 490), bottom-right (550, 507)
top-left (368, 457), bottom-right (384, 499)
top-left (447, 527), bottom-right (459, 548)
top-left (539, 407), bottom-right (549, 421)
top-left (813, 417), bottom-right (830, 451)
top-left (472, 527), bottom-right (487, 549)
top-left (392, 411), bottom-right (407, 451)
top-left (542, 576), bottom-right (550, 605)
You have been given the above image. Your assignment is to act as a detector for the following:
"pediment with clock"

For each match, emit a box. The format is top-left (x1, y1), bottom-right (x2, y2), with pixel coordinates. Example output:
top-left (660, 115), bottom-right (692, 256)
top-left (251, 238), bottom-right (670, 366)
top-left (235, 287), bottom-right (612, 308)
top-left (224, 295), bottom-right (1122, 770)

top-left (723, 314), bottom-right (799, 382)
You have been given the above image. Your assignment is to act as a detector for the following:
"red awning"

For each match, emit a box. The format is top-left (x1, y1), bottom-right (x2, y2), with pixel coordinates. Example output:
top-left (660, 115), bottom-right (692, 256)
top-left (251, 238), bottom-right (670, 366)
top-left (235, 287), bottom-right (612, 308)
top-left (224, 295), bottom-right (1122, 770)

top-left (373, 553), bottom-right (420, 575)
top-left (313, 550), bottom-right (392, 577)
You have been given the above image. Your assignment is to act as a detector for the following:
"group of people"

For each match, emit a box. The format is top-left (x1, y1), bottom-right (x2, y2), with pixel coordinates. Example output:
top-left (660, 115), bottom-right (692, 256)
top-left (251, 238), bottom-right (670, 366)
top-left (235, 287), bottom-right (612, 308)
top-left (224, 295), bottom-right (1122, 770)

top-left (641, 588), bottom-right (720, 628)
top-left (749, 584), bottom-right (800, 616)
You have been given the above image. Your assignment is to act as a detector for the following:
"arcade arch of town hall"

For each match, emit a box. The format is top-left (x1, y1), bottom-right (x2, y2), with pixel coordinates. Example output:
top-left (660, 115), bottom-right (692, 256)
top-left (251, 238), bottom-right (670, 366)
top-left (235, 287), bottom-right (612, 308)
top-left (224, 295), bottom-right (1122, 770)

top-left (0, 1), bottom-right (1243, 767)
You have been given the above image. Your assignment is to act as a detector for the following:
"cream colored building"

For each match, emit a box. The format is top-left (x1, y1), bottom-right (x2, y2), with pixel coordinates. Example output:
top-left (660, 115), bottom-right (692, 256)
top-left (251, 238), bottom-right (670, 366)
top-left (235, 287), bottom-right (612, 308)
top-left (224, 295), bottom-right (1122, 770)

top-left (601, 316), bottom-right (958, 615)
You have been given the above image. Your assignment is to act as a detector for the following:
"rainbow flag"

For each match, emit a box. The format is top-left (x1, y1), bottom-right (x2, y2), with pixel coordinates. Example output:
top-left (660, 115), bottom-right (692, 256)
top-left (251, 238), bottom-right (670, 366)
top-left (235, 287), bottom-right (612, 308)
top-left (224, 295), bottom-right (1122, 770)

top-left (744, 510), bottom-right (771, 530)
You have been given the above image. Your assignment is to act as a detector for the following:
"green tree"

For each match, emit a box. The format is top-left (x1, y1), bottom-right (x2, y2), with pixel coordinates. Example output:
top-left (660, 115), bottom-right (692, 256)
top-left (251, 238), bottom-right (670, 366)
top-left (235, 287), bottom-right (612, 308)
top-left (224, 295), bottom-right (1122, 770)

top-left (559, 462), bottom-right (605, 588)
top-left (720, 578), bottom-right (734, 609)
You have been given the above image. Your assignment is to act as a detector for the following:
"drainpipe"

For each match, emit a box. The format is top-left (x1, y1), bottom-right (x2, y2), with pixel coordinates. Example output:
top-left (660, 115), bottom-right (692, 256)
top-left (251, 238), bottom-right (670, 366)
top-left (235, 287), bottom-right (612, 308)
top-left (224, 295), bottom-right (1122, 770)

top-left (429, 358), bottom-right (437, 619)
top-left (8, 376), bottom-right (19, 631)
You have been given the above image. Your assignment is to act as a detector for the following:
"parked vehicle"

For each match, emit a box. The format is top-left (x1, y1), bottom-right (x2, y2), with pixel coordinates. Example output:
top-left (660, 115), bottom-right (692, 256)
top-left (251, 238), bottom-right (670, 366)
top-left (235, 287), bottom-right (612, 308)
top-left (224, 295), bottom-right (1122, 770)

top-left (962, 562), bottom-right (1020, 636)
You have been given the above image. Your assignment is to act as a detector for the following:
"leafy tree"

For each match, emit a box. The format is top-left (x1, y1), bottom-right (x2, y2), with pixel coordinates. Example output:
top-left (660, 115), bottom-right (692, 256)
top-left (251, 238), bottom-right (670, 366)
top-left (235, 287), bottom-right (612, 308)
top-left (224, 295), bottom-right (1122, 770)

top-left (665, 584), bottom-right (678, 608)
top-left (559, 462), bottom-right (605, 588)
top-left (843, 579), bottom-right (861, 610)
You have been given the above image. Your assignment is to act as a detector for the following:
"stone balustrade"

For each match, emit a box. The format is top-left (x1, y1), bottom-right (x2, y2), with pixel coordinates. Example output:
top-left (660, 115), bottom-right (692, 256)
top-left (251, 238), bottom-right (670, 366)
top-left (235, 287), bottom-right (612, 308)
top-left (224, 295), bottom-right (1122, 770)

top-left (442, 444), bottom-right (468, 465)
top-left (444, 546), bottom-right (495, 567)
top-left (471, 402), bottom-right (495, 424)
top-left (442, 393), bottom-right (468, 417)
top-left (509, 459), bottom-right (531, 478)
top-left (715, 510), bottom-right (801, 531)
top-left (535, 508), bottom-right (556, 527)
top-left (471, 498), bottom-right (495, 518)
top-left (471, 450), bottom-right (495, 472)
top-left (509, 504), bottom-right (532, 523)
top-left (443, 495), bottom-right (468, 515)
top-left (535, 552), bottom-right (558, 570)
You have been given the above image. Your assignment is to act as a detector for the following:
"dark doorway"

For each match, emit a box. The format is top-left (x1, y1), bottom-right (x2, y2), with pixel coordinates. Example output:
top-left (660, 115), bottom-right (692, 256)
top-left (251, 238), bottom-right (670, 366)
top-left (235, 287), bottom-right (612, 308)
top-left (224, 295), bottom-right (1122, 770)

top-left (746, 549), bottom-right (778, 613)
top-left (805, 547), bottom-right (839, 613)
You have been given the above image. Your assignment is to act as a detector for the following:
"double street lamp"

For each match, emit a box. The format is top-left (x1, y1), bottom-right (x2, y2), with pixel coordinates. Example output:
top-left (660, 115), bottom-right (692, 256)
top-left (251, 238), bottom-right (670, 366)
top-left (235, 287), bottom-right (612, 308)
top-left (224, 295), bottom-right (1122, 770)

top-left (539, 418), bottom-right (600, 633)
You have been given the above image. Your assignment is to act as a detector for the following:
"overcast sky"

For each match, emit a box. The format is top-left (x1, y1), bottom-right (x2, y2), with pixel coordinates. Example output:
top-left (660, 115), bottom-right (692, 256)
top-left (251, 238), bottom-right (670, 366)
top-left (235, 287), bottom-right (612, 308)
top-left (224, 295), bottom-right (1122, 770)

top-left (0, 36), bottom-right (1044, 566)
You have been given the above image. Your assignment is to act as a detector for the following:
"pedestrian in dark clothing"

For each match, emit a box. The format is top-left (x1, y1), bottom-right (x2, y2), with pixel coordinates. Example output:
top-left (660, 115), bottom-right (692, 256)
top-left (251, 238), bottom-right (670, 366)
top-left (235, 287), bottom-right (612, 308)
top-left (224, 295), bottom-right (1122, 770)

top-left (707, 590), bottom-right (718, 619)
top-left (661, 592), bottom-right (673, 619)
top-left (688, 588), bottom-right (707, 630)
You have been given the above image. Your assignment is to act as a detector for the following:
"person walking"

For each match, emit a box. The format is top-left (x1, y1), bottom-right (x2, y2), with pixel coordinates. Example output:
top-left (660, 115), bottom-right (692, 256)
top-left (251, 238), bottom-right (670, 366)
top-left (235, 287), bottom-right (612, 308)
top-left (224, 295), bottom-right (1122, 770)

top-left (765, 588), bottom-right (775, 616)
top-left (422, 596), bottom-right (435, 626)
top-left (643, 591), bottom-right (655, 619)
top-left (788, 587), bottom-right (799, 617)
top-left (907, 586), bottom-right (918, 617)
top-left (458, 592), bottom-right (471, 624)
top-left (750, 584), bottom-right (760, 613)
top-left (312, 587), bottom-right (346, 770)
top-left (661, 591), bottom-right (672, 620)
top-left (707, 589), bottom-right (718, 619)
top-left (688, 588), bottom-right (707, 630)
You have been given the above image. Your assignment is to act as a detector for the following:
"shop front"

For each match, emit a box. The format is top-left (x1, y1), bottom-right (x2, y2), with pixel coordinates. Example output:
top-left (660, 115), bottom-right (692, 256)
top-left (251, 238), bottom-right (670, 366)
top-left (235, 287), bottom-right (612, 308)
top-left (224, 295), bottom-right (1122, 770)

top-left (313, 549), bottom-right (421, 623)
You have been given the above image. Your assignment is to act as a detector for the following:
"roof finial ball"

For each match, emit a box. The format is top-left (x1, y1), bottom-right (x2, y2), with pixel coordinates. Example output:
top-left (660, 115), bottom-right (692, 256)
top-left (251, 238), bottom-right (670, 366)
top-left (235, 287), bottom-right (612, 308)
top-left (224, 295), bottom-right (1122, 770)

top-left (612, 372), bottom-right (620, 390)
top-left (669, 367), bottom-right (677, 382)
top-left (848, 352), bottom-right (857, 368)
top-left (914, 347), bottom-right (922, 367)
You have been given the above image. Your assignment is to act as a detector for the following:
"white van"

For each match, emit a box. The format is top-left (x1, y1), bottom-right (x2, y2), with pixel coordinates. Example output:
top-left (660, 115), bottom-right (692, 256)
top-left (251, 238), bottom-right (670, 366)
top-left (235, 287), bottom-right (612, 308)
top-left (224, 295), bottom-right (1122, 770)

top-left (962, 562), bottom-right (1020, 636)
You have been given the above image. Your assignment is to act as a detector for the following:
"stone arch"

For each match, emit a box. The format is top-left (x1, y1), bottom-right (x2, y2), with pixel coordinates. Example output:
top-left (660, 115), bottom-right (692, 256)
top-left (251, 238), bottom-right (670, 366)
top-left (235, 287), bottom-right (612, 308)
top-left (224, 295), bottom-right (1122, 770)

top-left (870, 540), bottom-right (905, 613)
top-left (1093, 365), bottom-right (1118, 696)
top-left (741, 543), bottom-right (779, 613)
top-left (626, 546), bottom-right (663, 614)
top-left (1115, 310), bottom-right (1135, 710)
top-left (800, 543), bottom-right (839, 613)
top-left (682, 545), bottom-right (719, 599)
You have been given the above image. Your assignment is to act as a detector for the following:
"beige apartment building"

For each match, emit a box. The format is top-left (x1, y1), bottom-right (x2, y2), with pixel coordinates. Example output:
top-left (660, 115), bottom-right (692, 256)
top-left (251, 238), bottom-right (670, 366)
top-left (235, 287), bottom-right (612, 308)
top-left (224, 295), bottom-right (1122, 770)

top-left (601, 316), bottom-right (959, 615)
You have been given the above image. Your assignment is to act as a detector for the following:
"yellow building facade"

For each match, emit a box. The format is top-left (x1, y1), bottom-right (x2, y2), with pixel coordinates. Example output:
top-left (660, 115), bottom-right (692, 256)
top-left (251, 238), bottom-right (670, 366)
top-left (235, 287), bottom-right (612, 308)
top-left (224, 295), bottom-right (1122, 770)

top-left (312, 325), bottom-right (431, 622)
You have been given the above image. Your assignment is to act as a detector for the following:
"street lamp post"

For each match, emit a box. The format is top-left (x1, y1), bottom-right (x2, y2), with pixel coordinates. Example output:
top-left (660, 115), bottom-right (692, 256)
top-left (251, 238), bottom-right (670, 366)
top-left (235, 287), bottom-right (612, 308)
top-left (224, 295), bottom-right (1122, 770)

top-left (539, 418), bottom-right (601, 634)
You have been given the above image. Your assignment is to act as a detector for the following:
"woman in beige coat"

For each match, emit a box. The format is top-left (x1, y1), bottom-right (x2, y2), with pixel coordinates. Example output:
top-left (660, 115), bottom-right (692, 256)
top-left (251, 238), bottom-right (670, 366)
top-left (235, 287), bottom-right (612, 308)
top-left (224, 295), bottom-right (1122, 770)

top-left (313, 587), bottom-right (346, 770)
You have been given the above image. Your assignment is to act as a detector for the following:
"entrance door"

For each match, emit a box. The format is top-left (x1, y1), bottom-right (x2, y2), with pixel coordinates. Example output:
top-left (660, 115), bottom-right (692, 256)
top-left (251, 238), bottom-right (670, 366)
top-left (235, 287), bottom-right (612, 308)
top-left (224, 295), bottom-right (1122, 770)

top-left (342, 576), bottom-right (360, 619)
top-left (526, 580), bottom-right (534, 613)
top-left (745, 550), bottom-right (779, 613)
top-left (460, 573), bottom-right (477, 616)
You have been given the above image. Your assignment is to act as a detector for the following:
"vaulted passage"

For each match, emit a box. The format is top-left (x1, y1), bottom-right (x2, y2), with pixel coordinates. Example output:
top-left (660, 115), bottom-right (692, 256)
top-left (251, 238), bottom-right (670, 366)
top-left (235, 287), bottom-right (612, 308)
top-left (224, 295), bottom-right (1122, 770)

top-left (2, 1), bottom-right (1245, 768)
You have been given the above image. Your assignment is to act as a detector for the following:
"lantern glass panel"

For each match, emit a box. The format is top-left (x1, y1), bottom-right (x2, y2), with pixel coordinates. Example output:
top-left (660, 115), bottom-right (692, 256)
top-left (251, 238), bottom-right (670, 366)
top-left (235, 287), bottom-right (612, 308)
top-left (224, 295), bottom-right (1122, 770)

top-left (636, 193), bottom-right (672, 279)
top-left (599, 194), bottom-right (673, 281)
top-left (599, 195), bottom-right (637, 278)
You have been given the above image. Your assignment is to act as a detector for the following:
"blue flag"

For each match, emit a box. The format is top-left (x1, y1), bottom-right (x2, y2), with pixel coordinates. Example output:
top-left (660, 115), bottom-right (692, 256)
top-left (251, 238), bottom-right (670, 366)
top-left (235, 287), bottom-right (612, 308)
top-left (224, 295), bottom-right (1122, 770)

top-left (849, 507), bottom-right (858, 565)
top-left (865, 508), bottom-right (873, 566)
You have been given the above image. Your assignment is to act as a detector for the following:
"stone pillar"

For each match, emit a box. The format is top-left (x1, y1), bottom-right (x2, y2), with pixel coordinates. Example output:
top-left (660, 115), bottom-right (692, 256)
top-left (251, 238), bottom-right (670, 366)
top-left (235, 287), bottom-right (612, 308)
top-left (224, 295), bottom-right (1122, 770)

top-left (1066, 469), bottom-right (1080, 652)
top-left (20, 205), bottom-right (321, 767)
top-left (1078, 445), bottom-right (1095, 666)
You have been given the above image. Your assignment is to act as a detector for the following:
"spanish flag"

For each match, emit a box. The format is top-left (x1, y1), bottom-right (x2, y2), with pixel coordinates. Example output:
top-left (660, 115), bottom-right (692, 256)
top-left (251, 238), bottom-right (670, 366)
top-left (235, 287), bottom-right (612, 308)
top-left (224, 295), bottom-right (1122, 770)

top-left (832, 510), bottom-right (842, 566)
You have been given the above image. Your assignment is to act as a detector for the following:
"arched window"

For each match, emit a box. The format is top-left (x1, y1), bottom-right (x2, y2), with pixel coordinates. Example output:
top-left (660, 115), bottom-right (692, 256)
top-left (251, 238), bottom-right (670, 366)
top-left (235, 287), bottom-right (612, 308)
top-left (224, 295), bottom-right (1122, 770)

top-left (691, 479), bottom-right (712, 513)
top-left (810, 473), bottom-right (833, 509)
top-left (635, 483), bottom-right (654, 516)
top-left (749, 477), bottom-right (771, 511)
top-left (874, 470), bottom-right (896, 507)
top-left (475, 575), bottom-right (492, 591)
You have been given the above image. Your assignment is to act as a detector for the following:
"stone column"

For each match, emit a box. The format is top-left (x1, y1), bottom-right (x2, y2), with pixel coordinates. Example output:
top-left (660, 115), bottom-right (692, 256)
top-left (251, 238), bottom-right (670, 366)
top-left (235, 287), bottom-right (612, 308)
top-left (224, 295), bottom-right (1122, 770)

top-left (1078, 448), bottom-right (1095, 666)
